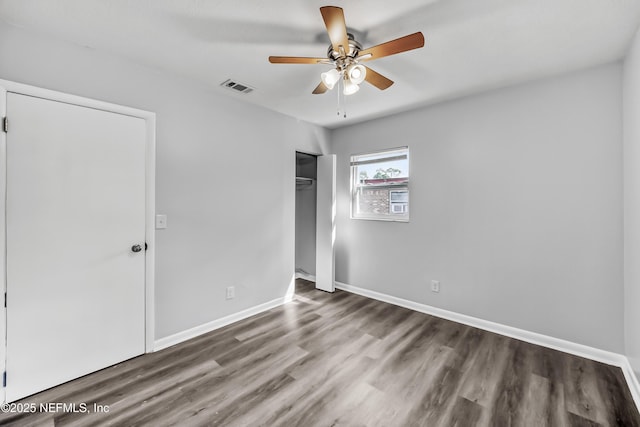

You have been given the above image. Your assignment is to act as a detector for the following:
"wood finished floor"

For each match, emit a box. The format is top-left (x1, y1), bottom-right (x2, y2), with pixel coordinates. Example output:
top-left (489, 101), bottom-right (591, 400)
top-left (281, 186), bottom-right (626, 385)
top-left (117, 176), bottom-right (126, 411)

top-left (2, 279), bottom-right (639, 427)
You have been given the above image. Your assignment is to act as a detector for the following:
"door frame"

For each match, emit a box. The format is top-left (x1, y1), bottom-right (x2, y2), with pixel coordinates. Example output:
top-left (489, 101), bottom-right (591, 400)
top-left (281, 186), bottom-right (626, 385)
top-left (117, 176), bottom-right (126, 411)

top-left (0, 79), bottom-right (156, 403)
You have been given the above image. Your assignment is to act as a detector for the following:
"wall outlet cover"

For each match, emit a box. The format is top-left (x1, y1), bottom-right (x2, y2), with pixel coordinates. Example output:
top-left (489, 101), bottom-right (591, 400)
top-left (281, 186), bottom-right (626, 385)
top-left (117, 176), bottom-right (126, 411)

top-left (431, 280), bottom-right (440, 293)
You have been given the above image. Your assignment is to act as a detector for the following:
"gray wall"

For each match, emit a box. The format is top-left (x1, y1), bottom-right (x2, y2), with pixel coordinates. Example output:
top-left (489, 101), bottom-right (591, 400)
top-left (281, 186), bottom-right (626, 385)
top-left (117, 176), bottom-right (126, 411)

top-left (0, 24), bottom-right (330, 339)
top-left (624, 28), bottom-right (640, 374)
top-left (331, 63), bottom-right (624, 352)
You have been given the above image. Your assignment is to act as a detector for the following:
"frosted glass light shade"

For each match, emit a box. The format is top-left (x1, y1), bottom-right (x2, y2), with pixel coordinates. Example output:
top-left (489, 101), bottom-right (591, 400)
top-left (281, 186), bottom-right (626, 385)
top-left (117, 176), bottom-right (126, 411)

top-left (343, 79), bottom-right (360, 96)
top-left (348, 64), bottom-right (366, 85)
top-left (321, 69), bottom-right (341, 90)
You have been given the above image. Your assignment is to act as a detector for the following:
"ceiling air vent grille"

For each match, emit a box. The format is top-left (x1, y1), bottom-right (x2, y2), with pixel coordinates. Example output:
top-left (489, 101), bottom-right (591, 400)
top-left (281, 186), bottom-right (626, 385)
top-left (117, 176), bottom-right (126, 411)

top-left (220, 79), bottom-right (254, 94)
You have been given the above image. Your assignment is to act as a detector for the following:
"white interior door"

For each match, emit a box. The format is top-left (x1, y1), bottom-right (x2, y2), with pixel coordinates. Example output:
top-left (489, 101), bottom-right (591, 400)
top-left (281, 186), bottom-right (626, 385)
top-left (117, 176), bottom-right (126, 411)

top-left (5, 93), bottom-right (146, 402)
top-left (315, 154), bottom-right (336, 292)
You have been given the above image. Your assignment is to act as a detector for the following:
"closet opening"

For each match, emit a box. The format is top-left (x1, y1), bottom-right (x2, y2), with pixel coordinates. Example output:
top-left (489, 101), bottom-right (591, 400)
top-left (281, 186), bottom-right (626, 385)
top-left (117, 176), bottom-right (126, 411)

top-left (295, 151), bottom-right (318, 281)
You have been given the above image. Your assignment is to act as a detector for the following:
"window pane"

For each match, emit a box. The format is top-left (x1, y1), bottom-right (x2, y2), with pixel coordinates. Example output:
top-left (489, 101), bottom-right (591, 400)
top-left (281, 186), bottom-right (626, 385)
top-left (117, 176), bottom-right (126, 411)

top-left (351, 147), bottom-right (409, 221)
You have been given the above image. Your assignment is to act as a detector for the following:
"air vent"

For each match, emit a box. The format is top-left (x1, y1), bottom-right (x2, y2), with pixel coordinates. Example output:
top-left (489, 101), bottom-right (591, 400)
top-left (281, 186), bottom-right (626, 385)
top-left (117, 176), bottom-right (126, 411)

top-left (220, 79), bottom-right (254, 94)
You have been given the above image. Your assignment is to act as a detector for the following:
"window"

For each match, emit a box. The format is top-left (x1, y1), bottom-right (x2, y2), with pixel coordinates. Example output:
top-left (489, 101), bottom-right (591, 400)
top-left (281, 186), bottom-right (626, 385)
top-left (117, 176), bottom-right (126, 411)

top-left (350, 147), bottom-right (410, 221)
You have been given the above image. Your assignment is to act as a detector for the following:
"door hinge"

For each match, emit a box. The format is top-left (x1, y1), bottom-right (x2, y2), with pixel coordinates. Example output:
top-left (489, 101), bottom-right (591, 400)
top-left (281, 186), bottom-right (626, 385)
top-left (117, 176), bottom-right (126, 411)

top-left (3, 371), bottom-right (6, 388)
top-left (3, 292), bottom-right (5, 308)
top-left (2, 117), bottom-right (7, 133)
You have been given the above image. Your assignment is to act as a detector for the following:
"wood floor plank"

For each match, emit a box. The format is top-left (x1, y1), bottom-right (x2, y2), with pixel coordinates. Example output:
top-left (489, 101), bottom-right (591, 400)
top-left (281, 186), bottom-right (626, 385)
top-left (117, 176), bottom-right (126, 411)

top-left (1, 278), bottom-right (639, 427)
top-left (567, 412), bottom-right (603, 427)
top-left (530, 346), bottom-right (572, 426)
top-left (563, 356), bottom-right (608, 424)
top-left (593, 361), bottom-right (640, 426)
top-left (120, 344), bottom-right (309, 426)
top-left (447, 397), bottom-right (485, 427)
top-left (227, 341), bottom-right (383, 427)
top-left (401, 365), bottom-right (464, 426)
top-left (263, 355), bottom-right (379, 427)
top-left (362, 310), bottom-right (426, 360)
top-left (515, 373), bottom-right (552, 427)
top-left (458, 332), bottom-right (511, 408)
top-left (486, 337), bottom-right (535, 425)
top-left (448, 325), bottom-right (486, 372)
top-left (366, 320), bottom-right (454, 405)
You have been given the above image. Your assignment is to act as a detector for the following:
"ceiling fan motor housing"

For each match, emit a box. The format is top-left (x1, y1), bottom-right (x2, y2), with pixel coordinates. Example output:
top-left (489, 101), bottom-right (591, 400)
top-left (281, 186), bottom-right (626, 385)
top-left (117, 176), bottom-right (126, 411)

top-left (327, 33), bottom-right (362, 70)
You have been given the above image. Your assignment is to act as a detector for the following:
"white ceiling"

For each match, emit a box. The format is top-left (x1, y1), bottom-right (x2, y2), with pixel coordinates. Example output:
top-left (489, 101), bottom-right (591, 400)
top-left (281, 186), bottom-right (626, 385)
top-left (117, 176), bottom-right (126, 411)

top-left (1, 0), bottom-right (640, 128)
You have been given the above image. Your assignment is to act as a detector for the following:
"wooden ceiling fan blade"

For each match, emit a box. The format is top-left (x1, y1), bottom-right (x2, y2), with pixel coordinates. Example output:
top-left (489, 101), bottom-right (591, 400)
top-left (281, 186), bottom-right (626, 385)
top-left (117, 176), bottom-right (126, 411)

top-left (364, 67), bottom-right (394, 90)
top-left (320, 6), bottom-right (350, 54)
top-left (269, 56), bottom-right (329, 64)
top-left (358, 32), bottom-right (425, 62)
top-left (312, 81), bottom-right (329, 94)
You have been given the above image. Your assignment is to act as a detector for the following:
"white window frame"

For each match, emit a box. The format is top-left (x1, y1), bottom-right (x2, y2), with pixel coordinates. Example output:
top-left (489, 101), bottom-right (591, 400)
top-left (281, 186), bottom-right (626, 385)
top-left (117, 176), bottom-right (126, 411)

top-left (350, 146), bottom-right (410, 222)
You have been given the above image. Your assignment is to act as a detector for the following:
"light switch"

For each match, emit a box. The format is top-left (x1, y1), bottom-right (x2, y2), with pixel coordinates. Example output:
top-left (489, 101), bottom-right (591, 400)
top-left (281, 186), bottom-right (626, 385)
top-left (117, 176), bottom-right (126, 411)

top-left (155, 214), bottom-right (167, 229)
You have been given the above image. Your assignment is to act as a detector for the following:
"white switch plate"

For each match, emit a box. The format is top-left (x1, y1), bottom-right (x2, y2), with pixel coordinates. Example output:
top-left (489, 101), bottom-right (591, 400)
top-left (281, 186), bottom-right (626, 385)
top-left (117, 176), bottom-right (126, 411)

top-left (226, 286), bottom-right (235, 300)
top-left (431, 280), bottom-right (440, 293)
top-left (155, 214), bottom-right (167, 229)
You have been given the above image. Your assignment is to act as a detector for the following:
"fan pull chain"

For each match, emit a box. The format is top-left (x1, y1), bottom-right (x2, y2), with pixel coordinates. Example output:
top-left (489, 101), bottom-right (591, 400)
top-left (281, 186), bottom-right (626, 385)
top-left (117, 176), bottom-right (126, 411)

top-left (343, 89), bottom-right (347, 118)
top-left (337, 77), bottom-right (341, 116)
top-left (336, 76), bottom-right (347, 118)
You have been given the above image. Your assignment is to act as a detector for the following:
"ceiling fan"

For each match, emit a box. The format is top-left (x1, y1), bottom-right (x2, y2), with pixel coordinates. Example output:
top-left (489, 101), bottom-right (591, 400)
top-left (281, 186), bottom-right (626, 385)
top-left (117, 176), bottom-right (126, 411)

top-left (268, 6), bottom-right (425, 97)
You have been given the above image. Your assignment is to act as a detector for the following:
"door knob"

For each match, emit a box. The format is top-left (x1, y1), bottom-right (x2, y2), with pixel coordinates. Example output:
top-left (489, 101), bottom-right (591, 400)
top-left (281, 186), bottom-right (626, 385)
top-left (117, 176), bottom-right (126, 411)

top-left (131, 244), bottom-right (142, 253)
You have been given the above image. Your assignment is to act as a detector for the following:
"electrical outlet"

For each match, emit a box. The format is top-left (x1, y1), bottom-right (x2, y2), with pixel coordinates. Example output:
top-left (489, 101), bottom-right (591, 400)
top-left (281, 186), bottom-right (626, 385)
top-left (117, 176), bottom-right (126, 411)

top-left (226, 286), bottom-right (235, 300)
top-left (431, 280), bottom-right (440, 293)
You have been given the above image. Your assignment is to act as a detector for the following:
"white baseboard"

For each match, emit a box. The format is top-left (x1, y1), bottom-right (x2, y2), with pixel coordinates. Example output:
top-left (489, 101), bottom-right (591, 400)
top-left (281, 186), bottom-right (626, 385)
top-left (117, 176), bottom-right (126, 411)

top-left (334, 281), bottom-right (640, 410)
top-left (295, 272), bottom-right (316, 282)
top-left (154, 295), bottom-right (293, 351)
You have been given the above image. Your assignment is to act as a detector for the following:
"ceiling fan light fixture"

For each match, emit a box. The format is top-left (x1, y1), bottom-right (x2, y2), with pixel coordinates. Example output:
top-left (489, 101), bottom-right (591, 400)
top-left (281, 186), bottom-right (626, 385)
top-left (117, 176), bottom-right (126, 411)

top-left (321, 68), bottom-right (341, 90)
top-left (269, 6), bottom-right (425, 116)
top-left (343, 78), bottom-right (360, 96)
top-left (348, 64), bottom-right (366, 85)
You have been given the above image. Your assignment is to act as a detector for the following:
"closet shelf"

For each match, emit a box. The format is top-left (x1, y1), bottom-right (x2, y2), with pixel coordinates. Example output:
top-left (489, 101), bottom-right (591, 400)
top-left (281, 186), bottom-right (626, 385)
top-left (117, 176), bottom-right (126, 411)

top-left (296, 177), bottom-right (315, 185)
